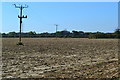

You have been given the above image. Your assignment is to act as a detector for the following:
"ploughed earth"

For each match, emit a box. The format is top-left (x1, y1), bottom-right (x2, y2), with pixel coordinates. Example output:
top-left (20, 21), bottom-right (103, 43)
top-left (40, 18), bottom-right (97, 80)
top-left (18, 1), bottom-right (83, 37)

top-left (2, 38), bottom-right (119, 79)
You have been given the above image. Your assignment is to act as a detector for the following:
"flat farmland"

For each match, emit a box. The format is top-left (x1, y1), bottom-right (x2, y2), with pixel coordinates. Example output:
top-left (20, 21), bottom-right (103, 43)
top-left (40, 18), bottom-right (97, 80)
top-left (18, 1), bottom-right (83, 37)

top-left (2, 38), bottom-right (119, 79)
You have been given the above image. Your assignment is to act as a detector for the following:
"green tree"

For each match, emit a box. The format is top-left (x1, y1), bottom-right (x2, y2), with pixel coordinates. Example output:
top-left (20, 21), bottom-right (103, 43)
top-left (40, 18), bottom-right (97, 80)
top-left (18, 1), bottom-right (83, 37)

top-left (28, 31), bottom-right (36, 35)
top-left (28, 31), bottom-right (36, 38)
top-left (72, 30), bottom-right (79, 38)
top-left (115, 29), bottom-right (120, 38)
top-left (8, 32), bottom-right (16, 37)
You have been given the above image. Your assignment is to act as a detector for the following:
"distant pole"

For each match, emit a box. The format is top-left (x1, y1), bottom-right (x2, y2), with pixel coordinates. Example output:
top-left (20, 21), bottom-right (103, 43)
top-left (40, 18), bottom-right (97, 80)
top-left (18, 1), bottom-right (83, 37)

top-left (55, 24), bottom-right (58, 38)
top-left (13, 4), bottom-right (28, 44)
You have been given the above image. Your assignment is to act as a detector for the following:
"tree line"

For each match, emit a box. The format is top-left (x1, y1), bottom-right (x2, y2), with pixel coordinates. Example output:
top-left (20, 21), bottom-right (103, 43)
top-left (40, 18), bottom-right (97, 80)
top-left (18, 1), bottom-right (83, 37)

top-left (1, 29), bottom-right (120, 38)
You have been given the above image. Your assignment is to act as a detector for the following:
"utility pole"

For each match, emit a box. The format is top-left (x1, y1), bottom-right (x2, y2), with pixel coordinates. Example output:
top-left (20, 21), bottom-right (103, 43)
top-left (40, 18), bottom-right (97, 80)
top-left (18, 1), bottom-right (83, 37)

top-left (54, 24), bottom-right (58, 38)
top-left (13, 4), bottom-right (28, 45)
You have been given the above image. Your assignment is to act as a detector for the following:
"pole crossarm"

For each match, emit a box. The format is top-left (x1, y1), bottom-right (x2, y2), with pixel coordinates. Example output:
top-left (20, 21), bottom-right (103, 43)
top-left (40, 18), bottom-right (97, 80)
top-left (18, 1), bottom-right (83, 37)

top-left (13, 4), bottom-right (28, 8)
top-left (22, 6), bottom-right (28, 8)
top-left (18, 15), bottom-right (27, 18)
top-left (13, 4), bottom-right (21, 8)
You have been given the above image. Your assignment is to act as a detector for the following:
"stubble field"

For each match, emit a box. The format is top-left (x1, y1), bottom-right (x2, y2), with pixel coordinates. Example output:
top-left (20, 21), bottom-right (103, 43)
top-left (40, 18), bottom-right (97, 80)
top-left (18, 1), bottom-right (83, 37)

top-left (2, 38), bottom-right (119, 79)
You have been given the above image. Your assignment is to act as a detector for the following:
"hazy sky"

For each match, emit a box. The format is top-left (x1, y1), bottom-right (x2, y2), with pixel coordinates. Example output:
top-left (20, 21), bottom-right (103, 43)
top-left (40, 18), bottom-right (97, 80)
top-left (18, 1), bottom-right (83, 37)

top-left (2, 2), bottom-right (118, 33)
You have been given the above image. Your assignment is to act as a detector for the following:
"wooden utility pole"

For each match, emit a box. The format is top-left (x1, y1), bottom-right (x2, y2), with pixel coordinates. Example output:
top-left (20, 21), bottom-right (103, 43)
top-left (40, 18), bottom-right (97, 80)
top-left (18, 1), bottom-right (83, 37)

top-left (13, 4), bottom-right (28, 45)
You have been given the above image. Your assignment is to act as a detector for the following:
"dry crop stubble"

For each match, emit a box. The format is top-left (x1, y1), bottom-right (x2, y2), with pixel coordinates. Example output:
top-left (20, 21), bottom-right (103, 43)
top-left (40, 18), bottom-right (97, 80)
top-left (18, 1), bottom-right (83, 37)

top-left (2, 38), bottom-right (119, 78)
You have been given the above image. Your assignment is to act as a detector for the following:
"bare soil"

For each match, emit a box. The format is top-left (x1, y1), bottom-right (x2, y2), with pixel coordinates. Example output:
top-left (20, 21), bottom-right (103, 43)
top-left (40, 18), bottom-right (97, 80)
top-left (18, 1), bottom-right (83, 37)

top-left (2, 38), bottom-right (119, 79)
